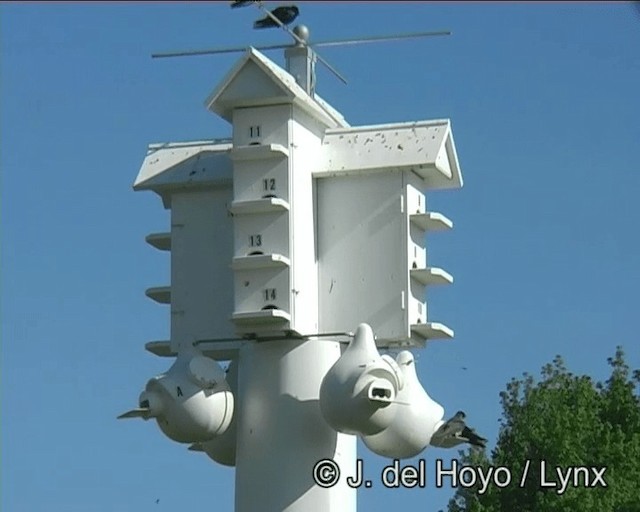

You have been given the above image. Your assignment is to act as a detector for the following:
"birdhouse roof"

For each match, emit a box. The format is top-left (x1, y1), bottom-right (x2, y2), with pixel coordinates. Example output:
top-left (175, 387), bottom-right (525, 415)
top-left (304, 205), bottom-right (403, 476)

top-left (133, 139), bottom-right (234, 206)
top-left (204, 47), bottom-right (348, 128)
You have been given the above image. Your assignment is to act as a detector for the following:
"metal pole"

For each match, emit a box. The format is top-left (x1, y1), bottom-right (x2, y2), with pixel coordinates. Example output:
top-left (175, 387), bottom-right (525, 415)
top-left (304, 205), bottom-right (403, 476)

top-left (234, 338), bottom-right (357, 512)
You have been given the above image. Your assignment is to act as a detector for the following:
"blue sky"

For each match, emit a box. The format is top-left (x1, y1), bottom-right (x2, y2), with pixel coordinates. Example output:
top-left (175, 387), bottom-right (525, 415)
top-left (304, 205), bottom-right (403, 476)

top-left (2, 2), bottom-right (639, 511)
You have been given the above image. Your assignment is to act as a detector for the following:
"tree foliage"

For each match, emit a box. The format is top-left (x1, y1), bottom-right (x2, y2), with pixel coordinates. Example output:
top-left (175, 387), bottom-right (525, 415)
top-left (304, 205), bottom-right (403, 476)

top-left (444, 347), bottom-right (640, 512)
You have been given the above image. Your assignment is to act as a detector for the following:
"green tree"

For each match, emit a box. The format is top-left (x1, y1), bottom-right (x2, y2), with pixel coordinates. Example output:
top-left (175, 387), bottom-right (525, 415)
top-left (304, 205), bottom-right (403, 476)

top-left (444, 347), bottom-right (640, 512)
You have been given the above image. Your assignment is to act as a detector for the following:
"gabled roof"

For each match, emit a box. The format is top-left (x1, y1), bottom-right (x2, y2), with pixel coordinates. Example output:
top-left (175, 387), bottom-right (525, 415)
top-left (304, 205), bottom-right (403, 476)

top-left (134, 139), bottom-right (233, 192)
top-left (316, 119), bottom-right (463, 190)
top-left (204, 47), bottom-right (348, 128)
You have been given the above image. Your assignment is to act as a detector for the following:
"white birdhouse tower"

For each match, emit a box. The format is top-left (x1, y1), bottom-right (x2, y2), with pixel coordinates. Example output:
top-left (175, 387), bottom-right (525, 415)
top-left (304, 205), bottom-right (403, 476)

top-left (130, 41), bottom-right (463, 512)
top-left (315, 119), bottom-right (462, 346)
top-left (205, 48), bottom-right (348, 339)
top-left (135, 47), bottom-right (461, 351)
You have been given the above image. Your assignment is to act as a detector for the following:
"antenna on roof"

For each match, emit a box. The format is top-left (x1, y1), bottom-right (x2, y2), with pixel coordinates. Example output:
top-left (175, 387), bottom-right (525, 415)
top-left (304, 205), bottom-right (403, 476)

top-left (151, 2), bottom-right (451, 96)
top-left (252, 2), bottom-right (347, 85)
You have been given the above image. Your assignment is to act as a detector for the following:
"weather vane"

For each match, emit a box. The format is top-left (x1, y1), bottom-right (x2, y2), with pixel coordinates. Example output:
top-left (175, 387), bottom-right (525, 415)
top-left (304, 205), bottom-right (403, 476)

top-left (151, 1), bottom-right (451, 87)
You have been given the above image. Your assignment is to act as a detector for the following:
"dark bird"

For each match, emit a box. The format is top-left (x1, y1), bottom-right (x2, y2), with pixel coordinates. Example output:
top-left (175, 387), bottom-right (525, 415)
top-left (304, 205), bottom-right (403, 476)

top-left (253, 5), bottom-right (299, 29)
top-left (430, 410), bottom-right (488, 449)
top-left (230, 0), bottom-right (254, 8)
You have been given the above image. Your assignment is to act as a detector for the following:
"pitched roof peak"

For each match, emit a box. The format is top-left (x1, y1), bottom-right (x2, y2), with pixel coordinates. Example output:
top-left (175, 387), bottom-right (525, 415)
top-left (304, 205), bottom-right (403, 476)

top-left (204, 47), bottom-right (348, 128)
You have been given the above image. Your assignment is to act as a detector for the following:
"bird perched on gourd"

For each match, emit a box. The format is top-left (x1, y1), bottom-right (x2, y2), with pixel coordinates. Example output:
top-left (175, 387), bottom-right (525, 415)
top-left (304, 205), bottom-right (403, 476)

top-left (430, 411), bottom-right (488, 449)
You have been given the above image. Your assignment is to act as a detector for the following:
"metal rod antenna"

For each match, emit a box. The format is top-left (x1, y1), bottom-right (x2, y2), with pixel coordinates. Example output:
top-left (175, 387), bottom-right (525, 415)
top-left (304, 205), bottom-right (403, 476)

top-left (152, 42), bottom-right (290, 59)
top-left (255, 2), bottom-right (348, 84)
top-left (312, 51), bottom-right (348, 85)
top-left (151, 31), bottom-right (451, 60)
top-left (313, 30), bottom-right (452, 48)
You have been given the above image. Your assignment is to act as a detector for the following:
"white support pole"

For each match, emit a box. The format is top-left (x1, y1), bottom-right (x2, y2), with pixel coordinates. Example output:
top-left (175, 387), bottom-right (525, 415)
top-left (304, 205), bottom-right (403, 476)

top-left (235, 338), bottom-right (357, 512)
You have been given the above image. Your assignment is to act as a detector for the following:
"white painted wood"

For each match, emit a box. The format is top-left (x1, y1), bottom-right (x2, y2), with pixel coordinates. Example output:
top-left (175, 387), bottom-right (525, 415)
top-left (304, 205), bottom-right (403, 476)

top-left (287, 106), bottom-right (325, 335)
top-left (233, 213), bottom-right (290, 259)
top-left (145, 340), bottom-right (174, 357)
top-left (317, 120), bottom-right (462, 189)
top-left (318, 172), bottom-right (408, 343)
top-left (229, 104), bottom-right (326, 337)
top-left (317, 168), bottom-right (454, 346)
top-left (410, 267), bottom-right (454, 286)
top-left (404, 172), bottom-right (429, 331)
top-left (204, 48), bottom-right (347, 128)
top-left (410, 211), bottom-right (453, 231)
top-left (410, 322), bottom-right (454, 340)
top-left (230, 144), bottom-right (289, 161)
top-left (233, 106), bottom-right (291, 147)
top-left (229, 198), bottom-right (290, 215)
top-left (170, 189), bottom-right (235, 351)
top-left (409, 221), bottom-right (427, 271)
top-left (408, 280), bottom-right (427, 326)
top-left (231, 309), bottom-right (291, 326)
top-left (406, 179), bottom-right (426, 214)
top-left (134, 141), bottom-right (233, 193)
top-left (233, 267), bottom-right (291, 326)
top-left (145, 286), bottom-right (170, 304)
top-left (145, 340), bottom-right (243, 361)
top-left (233, 158), bottom-right (291, 203)
top-left (230, 107), bottom-right (293, 335)
top-left (231, 254), bottom-right (290, 270)
top-left (229, 144), bottom-right (289, 162)
top-left (145, 232), bottom-right (171, 251)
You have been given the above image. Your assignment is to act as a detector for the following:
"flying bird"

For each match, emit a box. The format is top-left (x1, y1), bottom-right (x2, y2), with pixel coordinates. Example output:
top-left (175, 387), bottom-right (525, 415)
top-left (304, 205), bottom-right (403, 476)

top-left (253, 5), bottom-right (299, 29)
top-left (430, 410), bottom-right (488, 449)
top-left (230, 0), bottom-right (254, 7)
